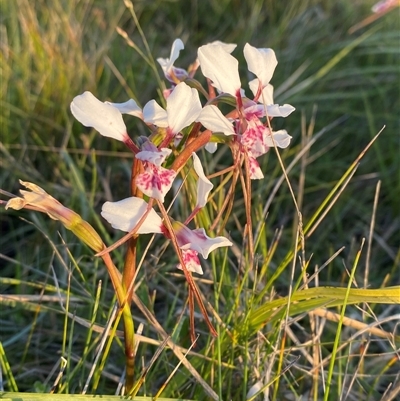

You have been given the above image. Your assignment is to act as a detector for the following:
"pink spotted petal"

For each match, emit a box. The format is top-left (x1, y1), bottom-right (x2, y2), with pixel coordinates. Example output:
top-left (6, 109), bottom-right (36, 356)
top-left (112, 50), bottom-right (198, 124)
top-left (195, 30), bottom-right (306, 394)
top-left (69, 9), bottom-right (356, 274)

top-left (198, 44), bottom-right (241, 96)
top-left (143, 99), bottom-right (169, 127)
top-left (70, 91), bottom-right (128, 141)
top-left (167, 82), bottom-right (202, 134)
top-left (101, 197), bottom-right (163, 234)
top-left (192, 152), bottom-right (213, 208)
top-left (136, 164), bottom-right (177, 202)
top-left (244, 44), bottom-right (277, 87)
top-left (242, 115), bottom-right (270, 158)
top-left (248, 156), bottom-right (264, 180)
top-left (177, 249), bottom-right (203, 275)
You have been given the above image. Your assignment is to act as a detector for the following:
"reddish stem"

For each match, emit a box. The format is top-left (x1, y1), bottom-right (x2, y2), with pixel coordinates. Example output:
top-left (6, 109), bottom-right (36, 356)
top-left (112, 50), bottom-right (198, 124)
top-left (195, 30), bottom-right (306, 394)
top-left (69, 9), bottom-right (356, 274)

top-left (171, 130), bottom-right (212, 173)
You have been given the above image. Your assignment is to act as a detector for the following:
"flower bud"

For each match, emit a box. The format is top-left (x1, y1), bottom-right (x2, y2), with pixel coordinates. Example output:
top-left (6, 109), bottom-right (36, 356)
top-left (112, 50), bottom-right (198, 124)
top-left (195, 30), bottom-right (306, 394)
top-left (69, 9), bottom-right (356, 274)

top-left (6, 181), bottom-right (104, 253)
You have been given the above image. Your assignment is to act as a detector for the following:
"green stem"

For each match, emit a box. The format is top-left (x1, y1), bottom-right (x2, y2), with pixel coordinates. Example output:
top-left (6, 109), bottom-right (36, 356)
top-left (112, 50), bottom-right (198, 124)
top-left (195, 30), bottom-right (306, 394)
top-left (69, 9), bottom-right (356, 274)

top-left (101, 251), bottom-right (135, 392)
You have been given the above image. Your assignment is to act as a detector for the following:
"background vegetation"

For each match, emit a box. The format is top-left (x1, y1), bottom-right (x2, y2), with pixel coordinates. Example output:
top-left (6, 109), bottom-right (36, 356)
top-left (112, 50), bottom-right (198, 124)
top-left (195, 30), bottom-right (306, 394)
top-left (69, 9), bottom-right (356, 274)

top-left (1, 0), bottom-right (399, 400)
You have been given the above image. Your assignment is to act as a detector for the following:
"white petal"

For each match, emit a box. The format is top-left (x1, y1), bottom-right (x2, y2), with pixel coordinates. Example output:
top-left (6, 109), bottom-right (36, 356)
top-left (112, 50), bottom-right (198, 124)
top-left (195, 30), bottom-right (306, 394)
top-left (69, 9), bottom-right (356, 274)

top-left (244, 43), bottom-right (277, 87)
top-left (106, 99), bottom-right (143, 119)
top-left (207, 40), bottom-right (237, 54)
top-left (205, 142), bottom-right (218, 153)
top-left (197, 105), bottom-right (235, 136)
top-left (249, 79), bottom-right (274, 105)
top-left (157, 38), bottom-right (184, 75)
top-left (198, 44), bottom-right (241, 96)
top-left (192, 152), bottom-right (213, 208)
top-left (157, 57), bottom-right (169, 73)
top-left (167, 82), bottom-right (202, 134)
top-left (143, 100), bottom-right (169, 127)
top-left (188, 228), bottom-right (233, 258)
top-left (174, 223), bottom-right (232, 259)
top-left (248, 79), bottom-right (260, 98)
top-left (101, 197), bottom-right (163, 234)
top-left (136, 147), bottom-right (172, 166)
top-left (169, 38), bottom-right (185, 65)
top-left (266, 104), bottom-right (296, 117)
top-left (70, 91), bottom-right (127, 141)
top-left (264, 129), bottom-right (292, 148)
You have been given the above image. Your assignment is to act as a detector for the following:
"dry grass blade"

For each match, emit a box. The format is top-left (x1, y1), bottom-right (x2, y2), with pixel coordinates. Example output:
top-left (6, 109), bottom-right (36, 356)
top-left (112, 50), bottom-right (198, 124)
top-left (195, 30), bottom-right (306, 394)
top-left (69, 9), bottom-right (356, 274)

top-left (131, 292), bottom-right (219, 400)
top-left (310, 308), bottom-right (397, 340)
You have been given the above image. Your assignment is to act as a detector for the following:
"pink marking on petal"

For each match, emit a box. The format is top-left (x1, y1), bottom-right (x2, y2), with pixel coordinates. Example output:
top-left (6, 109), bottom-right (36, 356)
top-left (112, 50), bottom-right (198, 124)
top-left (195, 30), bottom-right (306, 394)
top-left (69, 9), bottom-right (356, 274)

top-left (248, 156), bottom-right (264, 180)
top-left (244, 102), bottom-right (267, 119)
top-left (241, 115), bottom-right (270, 158)
top-left (136, 165), bottom-right (177, 202)
top-left (177, 249), bottom-right (203, 274)
top-left (136, 145), bottom-right (171, 166)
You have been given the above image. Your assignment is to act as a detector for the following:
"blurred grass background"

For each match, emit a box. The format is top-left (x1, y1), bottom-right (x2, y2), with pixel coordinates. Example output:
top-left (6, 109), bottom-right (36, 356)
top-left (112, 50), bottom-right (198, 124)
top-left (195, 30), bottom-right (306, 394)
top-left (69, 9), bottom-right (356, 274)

top-left (0, 0), bottom-right (399, 399)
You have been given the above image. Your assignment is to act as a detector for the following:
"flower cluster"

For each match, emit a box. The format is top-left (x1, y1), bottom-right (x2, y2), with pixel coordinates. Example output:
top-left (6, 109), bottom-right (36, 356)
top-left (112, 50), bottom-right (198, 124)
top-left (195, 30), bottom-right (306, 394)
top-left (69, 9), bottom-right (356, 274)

top-left (70, 39), bottom-right (295, 274)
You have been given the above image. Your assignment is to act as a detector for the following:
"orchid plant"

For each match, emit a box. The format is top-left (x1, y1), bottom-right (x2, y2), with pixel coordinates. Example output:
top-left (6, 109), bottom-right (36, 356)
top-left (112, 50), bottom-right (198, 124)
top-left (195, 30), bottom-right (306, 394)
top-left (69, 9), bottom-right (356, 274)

top-left (6, 38), bottom-right (294, 392)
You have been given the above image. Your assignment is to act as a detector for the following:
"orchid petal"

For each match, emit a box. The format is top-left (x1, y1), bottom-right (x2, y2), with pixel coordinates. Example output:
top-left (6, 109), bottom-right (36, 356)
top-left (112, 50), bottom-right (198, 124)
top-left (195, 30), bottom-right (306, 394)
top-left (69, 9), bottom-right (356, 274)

top-left (266, 104), bottom-right (296, 118)
top-left (198, 44), bottom-right (241, 96)
top-left (248, 157), bottom-right (264, 180)
top-left (244, 44), bottom-right (277, 87)
top-left (157, 38), bottom-right (184, 75)
top-left (197, 105), bottom-right (236, 136)
top-left (205, 142), bottom-right (218, 153)
top-left (101, 197), bottom-right (163, 234)
top-left (106, 99), bottom-right (143, 119)
top-left (173, 221), bottom-right (232, 259)
top-left (178, 249), bottom-right (203, 274)
top-left (167, 82), bottom-right (202, 134)
top-left (173, 222), bottom-right (232, 259)
top-left (192, 152), bottom-right (213, 208)
top-left (207, 40), bottom-right (237, 53)
top-left (264, 129), bottom-right (292, 148)
top-left (70, 91), bottom-right (128, 141)
top-left (242, 115), bottom-right (270, 157)
top-left (136, 147), bottom-right (172, 166)
top-left (143, 100), bottom-right (169, 127)
top-left (243, 102), bottom-right (267, 119)
top-left (136, 165), bottom-right (177, 202)
top-left (249, 79), bottom-right (274, 105)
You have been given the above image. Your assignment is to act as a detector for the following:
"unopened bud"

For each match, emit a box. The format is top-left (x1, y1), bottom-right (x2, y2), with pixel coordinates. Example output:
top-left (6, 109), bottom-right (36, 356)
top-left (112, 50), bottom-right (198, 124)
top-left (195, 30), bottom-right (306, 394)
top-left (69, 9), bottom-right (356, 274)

top-left (6, 181), bottom-right (104, 253)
